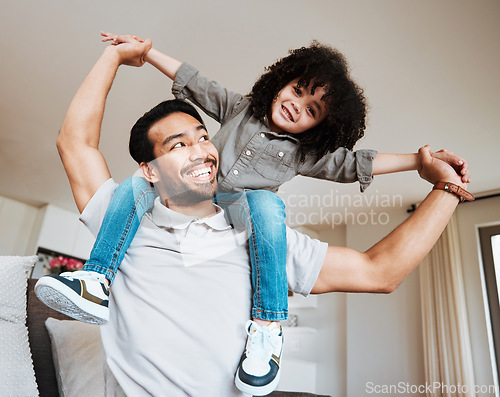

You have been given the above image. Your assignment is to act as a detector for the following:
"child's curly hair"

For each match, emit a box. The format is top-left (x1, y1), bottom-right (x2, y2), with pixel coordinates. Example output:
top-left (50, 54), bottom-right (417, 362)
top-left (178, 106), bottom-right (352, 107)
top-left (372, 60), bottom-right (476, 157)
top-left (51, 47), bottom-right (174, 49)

top-left (249, 41), bottom-right (367, 157)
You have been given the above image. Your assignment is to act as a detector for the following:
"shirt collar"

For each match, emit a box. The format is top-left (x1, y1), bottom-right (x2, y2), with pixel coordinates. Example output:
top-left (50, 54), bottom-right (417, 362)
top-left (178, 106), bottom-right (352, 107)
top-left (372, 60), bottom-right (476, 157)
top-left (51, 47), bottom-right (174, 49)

top-left (151, 197), bottom-right (232, 231)
top-left (261, 115), bottom-right (300, 144)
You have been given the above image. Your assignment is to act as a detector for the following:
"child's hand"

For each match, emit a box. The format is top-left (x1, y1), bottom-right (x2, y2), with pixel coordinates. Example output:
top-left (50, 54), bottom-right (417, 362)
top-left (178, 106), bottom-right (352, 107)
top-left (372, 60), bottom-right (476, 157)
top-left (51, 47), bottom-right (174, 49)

top-left (431, 149), bottom-right (470, 183)
top-left (101, 31), bottom-right (146, 46)
top-left (101, 31), bottom-right (152, 67)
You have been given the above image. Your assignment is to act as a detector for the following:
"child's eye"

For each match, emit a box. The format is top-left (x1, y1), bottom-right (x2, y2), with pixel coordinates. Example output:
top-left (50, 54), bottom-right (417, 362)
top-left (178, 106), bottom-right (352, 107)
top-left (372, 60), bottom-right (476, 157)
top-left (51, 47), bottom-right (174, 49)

top-left (294, 87), bottom-right (301, 96)
top-left (199, 135), bottom-right (209, 142)
top-left (307, 107), bottom-right (316, 117)
top-left (172, 142), bottom-right (185, 149)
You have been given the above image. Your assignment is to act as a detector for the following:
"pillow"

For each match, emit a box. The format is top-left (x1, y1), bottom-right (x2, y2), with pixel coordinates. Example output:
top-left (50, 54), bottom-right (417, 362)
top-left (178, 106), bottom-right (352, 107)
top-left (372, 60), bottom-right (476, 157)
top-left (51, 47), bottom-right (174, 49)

top-left (45, 318), bottom-right (105, 396)
top-left (0, 255), bottom-right (39, 397)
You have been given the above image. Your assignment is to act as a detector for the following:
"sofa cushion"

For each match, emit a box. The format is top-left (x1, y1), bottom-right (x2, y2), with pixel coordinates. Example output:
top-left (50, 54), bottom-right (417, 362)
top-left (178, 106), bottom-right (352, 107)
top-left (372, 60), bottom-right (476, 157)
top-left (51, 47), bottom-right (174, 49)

top-left (0, 256), bottom-right (38, 397)
top-left (45, 318), bottom-right (105, 396)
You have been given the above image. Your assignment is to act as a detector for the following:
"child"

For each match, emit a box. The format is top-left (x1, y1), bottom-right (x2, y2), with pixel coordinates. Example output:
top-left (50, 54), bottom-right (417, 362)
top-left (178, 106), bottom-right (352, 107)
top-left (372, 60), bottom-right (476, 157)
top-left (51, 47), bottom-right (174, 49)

top-left (35, 33), bottom-right (469, 396)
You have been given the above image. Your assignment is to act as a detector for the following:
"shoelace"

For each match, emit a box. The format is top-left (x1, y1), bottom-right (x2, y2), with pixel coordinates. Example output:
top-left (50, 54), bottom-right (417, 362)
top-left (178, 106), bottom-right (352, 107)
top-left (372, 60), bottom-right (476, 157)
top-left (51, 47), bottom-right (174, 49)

top-left (245, 320), bottom-right (279, 360)
top-left (60, 270), bottom-right (107, 284)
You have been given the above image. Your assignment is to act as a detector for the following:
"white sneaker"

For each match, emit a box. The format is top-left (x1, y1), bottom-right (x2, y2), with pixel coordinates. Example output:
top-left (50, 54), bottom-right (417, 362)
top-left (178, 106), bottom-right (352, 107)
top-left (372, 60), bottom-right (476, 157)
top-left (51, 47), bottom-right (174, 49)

top-left (34, 271), bottom-right (109, 324)
top-left (235, 320), bottom-right (283, 396)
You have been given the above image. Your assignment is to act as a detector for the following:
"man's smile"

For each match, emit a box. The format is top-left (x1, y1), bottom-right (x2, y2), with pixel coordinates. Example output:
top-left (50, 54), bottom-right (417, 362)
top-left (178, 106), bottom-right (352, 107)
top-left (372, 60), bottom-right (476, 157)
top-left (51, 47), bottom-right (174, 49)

top-left (182, 160), bottom-right (217, 182)
top-left (187, 166), bottom-right (212, 180)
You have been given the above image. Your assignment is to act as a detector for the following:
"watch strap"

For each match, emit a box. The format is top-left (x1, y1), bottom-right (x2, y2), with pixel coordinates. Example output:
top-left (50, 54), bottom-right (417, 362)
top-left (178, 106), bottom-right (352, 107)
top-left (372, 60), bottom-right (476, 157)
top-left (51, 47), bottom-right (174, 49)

top-left (433, 181), bottom-right (475, 203)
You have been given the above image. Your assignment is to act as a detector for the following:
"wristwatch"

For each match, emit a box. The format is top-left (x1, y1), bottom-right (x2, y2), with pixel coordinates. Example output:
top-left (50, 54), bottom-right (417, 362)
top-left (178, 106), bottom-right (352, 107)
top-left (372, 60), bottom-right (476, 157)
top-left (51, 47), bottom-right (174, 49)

top-left (433, 181), bottom-right (475, 203)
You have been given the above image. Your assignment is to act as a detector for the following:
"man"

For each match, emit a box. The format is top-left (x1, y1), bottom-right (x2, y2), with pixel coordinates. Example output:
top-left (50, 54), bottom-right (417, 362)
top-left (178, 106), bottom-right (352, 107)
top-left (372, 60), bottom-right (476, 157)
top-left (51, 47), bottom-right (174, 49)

top-left (43, 39), bottom-right (472, 396)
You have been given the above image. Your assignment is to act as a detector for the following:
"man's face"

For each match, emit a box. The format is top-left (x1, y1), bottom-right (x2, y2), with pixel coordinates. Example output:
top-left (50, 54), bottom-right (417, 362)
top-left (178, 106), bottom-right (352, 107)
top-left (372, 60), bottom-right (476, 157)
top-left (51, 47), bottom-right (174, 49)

top-left (269, 78), bottom-right (328, 135)
top-left (143, 112), bottom-right (219, 207)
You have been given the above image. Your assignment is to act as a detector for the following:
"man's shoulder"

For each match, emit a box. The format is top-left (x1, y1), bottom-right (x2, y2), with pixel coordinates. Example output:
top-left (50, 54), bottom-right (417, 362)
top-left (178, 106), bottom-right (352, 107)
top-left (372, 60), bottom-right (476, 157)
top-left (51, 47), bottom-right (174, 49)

top-left (79, 178), bottom-right (118, 237)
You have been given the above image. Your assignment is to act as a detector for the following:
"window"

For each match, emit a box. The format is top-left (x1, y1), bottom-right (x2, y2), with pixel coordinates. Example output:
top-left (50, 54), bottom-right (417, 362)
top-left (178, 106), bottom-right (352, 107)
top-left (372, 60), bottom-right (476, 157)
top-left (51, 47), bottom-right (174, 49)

top-left (479, 224), bottom-right (500, 383)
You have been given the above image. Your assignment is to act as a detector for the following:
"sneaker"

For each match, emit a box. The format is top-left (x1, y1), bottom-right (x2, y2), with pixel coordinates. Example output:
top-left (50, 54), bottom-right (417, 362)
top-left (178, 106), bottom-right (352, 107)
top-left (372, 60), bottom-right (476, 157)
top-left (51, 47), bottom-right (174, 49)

top-left (34, 271), bottom-right (109, 325)
top-left (235, 320), bottom-right (283, 396)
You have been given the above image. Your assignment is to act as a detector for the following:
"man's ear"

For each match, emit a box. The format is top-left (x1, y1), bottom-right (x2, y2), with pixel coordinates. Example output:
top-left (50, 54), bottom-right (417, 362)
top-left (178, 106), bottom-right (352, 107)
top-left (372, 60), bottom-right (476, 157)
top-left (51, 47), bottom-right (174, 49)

top-left (140, 162), bottom-right (158, 183)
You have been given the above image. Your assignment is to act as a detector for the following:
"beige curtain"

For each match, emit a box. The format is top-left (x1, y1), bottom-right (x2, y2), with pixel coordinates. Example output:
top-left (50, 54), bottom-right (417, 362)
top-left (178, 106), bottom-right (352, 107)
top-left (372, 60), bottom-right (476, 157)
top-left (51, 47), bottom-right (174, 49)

top-left (420, 213), bottom-right (475, 396)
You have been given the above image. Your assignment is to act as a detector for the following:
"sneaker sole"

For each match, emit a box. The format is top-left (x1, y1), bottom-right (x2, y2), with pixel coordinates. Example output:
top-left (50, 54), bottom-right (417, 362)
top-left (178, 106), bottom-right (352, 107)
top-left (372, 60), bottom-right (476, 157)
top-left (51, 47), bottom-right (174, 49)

top-left (234, 371), bottom-right (280, 396)
top-left (35, 277), bottom-right (109, 325)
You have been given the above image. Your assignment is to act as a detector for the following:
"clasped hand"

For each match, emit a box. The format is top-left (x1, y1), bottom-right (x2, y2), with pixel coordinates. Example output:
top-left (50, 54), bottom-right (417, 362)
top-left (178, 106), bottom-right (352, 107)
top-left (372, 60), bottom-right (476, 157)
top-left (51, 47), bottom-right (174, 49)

top-left (419, 145), bottom-right (469, 188)
top-left (101, 31), bottom-right (152, 67)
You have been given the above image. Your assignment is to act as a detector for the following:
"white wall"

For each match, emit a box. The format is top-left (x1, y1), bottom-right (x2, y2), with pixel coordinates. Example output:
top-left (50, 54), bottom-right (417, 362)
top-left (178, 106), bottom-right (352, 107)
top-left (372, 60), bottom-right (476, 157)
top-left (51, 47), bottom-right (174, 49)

top-left (345, 209), bottom-right (425, 397)
top-left (340, 196), bottom-right (500, 397)
top-left (0, 195), bottom-right (41, 256)
top-left (315, 226), bottom-right (348, 396)
top-left (0, 196), bottom-right (94, 277)
top-left (284, 225), bottom-right (347, 396)
top-left (456, 196), bottom-right (500, 393)
top-left (34, 204), bottom-right (94, 260)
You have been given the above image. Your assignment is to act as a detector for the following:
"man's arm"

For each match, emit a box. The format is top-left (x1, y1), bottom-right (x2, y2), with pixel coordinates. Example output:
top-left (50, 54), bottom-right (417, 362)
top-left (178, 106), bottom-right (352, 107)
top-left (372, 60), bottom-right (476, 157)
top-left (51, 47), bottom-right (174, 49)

top-left (57, 39), bottom-right (151, 213)
top-left (311, 145), bottom-right (468, 294)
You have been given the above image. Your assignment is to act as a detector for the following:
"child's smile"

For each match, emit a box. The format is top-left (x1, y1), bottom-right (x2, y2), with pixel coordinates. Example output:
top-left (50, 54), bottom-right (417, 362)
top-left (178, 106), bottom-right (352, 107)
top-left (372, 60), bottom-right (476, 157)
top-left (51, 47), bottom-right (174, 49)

top-left (281, 104), bottom-right (294, 122)
top-left (269, 78), bottom-right (328, 135)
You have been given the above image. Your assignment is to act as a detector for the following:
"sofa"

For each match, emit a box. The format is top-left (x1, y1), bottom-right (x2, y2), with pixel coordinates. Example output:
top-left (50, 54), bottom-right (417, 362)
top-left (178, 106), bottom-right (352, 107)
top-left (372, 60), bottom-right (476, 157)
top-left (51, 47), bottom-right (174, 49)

top-left (1, 256), bottom-right (330, 397)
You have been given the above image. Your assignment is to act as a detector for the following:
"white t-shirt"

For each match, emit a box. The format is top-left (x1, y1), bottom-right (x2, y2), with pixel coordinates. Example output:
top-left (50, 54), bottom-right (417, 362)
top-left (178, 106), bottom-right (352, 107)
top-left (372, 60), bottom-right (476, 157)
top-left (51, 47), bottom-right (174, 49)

top-left (80, 178), bottom-right (327, 397)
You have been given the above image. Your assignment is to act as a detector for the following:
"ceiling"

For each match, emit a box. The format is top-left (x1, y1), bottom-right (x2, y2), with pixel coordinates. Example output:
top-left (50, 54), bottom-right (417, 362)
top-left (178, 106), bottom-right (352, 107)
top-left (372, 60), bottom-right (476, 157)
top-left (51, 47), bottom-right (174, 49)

top-left (1, 0), bottom-right (499, 228)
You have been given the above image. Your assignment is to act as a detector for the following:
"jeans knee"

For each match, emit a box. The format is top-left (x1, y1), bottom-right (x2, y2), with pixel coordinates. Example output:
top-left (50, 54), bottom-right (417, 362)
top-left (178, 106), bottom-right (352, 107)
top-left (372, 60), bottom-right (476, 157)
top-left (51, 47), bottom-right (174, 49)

top-left (115, 177), bottom-right (136, 193)
top-left (246, 190), bottom-right (286, 223)
top-left (117, 177), bottom-right (152, 200)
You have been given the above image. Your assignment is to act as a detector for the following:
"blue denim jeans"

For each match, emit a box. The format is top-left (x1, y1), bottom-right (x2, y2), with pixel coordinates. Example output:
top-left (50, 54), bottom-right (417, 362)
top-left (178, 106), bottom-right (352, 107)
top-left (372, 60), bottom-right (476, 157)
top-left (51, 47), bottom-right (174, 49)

top-left (83, 177), bottom-right (288, 321)
top-left (215, 190), bottom-right (288, 321)
top-left (83, 177), bottom-right (157, 282)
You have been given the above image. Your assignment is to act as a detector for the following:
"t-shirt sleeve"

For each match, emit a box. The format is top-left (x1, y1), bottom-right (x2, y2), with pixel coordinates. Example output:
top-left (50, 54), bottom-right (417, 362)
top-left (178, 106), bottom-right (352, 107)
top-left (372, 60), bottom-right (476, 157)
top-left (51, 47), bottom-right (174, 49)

top-left (286, 226), bottom-right (328, 296)
top-left (79, 178), bottom-right (118, 237)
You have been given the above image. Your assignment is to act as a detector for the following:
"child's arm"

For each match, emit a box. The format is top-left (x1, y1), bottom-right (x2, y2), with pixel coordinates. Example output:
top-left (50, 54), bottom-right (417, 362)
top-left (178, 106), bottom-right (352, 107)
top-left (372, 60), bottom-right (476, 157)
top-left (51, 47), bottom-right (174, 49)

top-left (101, 32), bottom-right (243, 124)
top-left (373, 150), bottom-right (470, 183)
top-left (145, 48), bottom-right (181, 80)
top-left (372, 153), bottom-right (419, 174)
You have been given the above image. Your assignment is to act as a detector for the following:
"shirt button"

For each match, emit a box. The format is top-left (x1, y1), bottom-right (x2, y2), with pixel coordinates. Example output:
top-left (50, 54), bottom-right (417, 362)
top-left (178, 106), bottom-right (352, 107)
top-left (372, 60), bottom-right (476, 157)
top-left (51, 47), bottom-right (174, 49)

top-left (260, 133), bottom-right (265, 138)
top-left (278, 151), bottom-right (284, 158)
top-left (233, 169), bottom-right (239, 175)
top-left (245, 150), bottom-right (252, 156)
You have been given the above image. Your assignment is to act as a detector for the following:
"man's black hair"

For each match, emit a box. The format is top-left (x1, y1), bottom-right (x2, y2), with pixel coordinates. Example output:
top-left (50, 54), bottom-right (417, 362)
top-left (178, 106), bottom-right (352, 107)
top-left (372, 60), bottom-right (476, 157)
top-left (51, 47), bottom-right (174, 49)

top-left (129, 99), bottom-right (205, 164)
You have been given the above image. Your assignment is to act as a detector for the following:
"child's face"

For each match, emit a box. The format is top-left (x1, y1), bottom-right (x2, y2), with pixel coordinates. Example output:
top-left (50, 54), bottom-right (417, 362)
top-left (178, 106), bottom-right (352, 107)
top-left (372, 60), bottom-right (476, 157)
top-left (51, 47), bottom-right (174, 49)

top-left (269, 78), bottom-right (328, 135)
